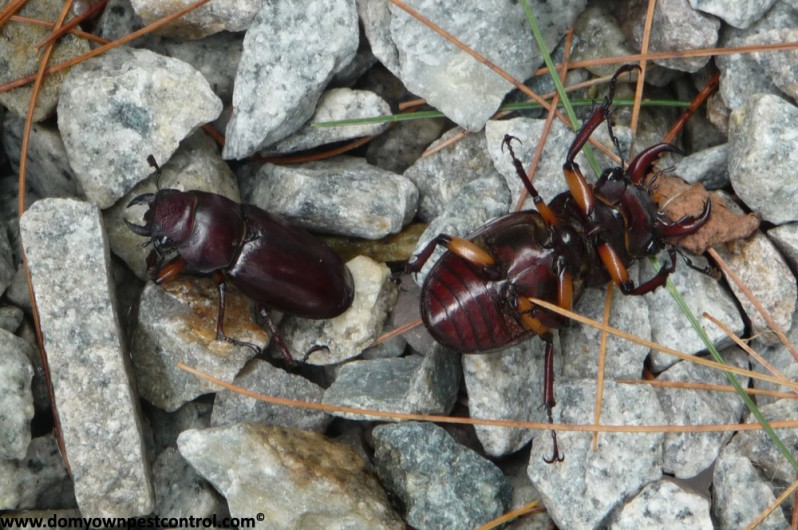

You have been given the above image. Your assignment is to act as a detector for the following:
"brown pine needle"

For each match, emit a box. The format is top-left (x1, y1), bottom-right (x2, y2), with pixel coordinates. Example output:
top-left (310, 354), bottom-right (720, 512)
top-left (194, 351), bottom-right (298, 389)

top-left (513, 28), bottom-right (574, 213)
top-left (11, 14), bottom-right (107, 44)
top-left (476, 500), bottom-right (542, 530)
top-left (19, 0), bottom-right (76, 477)
top-left (663, 70), bottom-right (720, 144)
top-left (619, 378), bottom-right (798, 401)
top-left (531, 40), bottom-right (798, 75)
top-left (528, 297), bottom-right (798, 392)
top-left (177, 361), bottom-right (798, 434)
top-left (703, 311), bottom-right (795, 393)
top-left (629, 0), bottom-right (657, 148)
top-left (0, 0), bottom-right (27, 28)
top-left (746, 477), bottom-right (798, 530)
top-left (0, 0), bottom-right (213, 94)
top-left (369, 317), bottom-right (423, 347)
top-left (708, 247), bottom-right (798, 363)
top-left (593, 283), bottom-right (614, 451)
top-left (35, 0), bottom-right (107, 50)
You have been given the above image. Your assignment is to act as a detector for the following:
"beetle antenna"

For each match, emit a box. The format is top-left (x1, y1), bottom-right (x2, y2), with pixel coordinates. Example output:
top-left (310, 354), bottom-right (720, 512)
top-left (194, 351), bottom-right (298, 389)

top-left (147, 155), bottom-right (163, 190)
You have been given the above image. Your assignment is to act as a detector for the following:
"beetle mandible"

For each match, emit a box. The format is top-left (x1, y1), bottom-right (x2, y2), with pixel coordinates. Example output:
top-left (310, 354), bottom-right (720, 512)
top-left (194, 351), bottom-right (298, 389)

top-left (126, 158), bottom-right (355, 362)
top-left (406, 65), bottom-right (711, 462)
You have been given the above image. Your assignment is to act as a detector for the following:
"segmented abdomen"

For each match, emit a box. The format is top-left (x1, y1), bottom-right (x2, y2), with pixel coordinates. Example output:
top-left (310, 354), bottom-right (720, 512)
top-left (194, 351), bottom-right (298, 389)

top-left (420, 254), bottom-right (530, 353)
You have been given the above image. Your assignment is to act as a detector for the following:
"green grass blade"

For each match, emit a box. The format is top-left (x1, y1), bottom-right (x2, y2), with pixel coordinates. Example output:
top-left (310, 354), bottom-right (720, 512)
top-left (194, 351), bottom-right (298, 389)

top-left (651, 256), bottom-right (798, 471)
top-left (519, 0), bottom-right (602, 176)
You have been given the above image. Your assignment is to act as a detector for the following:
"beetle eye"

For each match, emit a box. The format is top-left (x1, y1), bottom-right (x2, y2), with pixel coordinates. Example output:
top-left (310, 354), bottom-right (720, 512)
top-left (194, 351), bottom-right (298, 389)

top-left (155, 235), bottom-right (172, 249)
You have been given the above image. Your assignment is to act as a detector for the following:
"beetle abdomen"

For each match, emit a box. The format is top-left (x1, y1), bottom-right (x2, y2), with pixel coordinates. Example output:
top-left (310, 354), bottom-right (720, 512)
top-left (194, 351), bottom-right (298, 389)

top-left (420, 255), bottom-right (531, 353)
top-left (226, 205), bottom-right (354, 319)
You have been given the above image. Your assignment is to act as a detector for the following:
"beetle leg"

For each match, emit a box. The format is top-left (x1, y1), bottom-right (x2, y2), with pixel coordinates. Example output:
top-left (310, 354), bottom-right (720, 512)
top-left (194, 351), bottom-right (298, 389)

top-left (598, 242), bottom-right (677, 295)
top-left (502, 135), bottom-right (560, 227)
top-left (152, 255), bottom-right (187, 284)
top-left (515, 297), bottom-right (550, 336)
top-left (541, 334), bottom-right (564, 463)
top-left (625, 246), bottom-right (677, 295)
top-left (555, 255), bottom-right (574, 314)
top-left (212, 273), bottom-right (261, 354)
top-left (254, 306), bottom-right (296, 365)
top-left (563, 65), bottom-right (641, 218)
top-left (596, 242), bottom-right (635, 293)
top-left (406, 234), bottom-right (495, 273)
top-left (562, 160), bottom-right (597, 219)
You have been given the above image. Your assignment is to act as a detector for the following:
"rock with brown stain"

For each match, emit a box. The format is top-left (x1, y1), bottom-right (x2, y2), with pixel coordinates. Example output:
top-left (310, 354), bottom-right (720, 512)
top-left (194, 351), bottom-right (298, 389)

top-left (178, 423), bottom-right (403, 529)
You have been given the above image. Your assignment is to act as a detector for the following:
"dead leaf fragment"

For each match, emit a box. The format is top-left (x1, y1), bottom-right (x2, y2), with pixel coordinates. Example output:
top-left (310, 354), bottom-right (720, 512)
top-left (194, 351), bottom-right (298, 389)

top-left (650, 174), bottom-right (760, 254)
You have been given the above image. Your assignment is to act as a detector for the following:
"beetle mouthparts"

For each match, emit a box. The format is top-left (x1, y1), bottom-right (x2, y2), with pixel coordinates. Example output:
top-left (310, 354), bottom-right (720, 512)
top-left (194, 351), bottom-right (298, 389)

top-left (125, 219), bottom-right (151, 236)
top-left (127, 193), bottom-right (156, 208)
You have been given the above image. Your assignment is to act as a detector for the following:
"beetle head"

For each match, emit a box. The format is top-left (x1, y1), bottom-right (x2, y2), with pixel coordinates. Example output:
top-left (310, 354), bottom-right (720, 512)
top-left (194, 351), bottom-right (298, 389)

top-left (126, 189), bottom-right (196, 250)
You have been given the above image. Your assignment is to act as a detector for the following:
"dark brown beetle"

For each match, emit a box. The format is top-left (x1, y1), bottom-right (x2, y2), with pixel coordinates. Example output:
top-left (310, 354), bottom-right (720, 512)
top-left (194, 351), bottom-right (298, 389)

top-left (407, 66), bottom-right (711, 462)
top-left (126, 158), bottom-right (355, 362)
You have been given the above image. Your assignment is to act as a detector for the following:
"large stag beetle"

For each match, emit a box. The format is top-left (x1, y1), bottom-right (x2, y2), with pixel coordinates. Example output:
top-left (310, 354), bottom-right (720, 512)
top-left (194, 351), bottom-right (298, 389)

top-left (407, 66), bottom-right (711, 462)
top-left (126, 157), bottom-right (355, 362)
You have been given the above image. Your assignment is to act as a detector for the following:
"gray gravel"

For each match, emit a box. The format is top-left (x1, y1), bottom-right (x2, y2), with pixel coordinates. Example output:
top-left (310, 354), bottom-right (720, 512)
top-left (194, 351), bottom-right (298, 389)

top-left (1, 0), bottom-right (796, 527)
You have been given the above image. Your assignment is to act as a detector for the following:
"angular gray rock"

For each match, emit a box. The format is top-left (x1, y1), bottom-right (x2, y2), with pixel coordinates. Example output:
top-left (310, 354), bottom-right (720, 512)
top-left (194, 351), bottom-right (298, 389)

top-left (712, 445), bottom-right (789, 529)
top-left (19, 198), bottom-right (153, 517)
top-left (178, 423), bottom-right (403, 529)
top-left (656, 348), bottom-right (750, 479)
top-left (211, 359), bottom-right (331, 432)
top-left (151, 447), bottom-right (226, 521)
top-left (263, 88), bottom-right (392, 154)
top-left (58, 47), bottom-right (222, 208)
top-left (131, 277), bottom-right (264, 412)
top-left (620, 0), bottom-right (720, 73)
top-left (713, 231), bottom-right (796, 345)
top-left (0, 434), bottom-right (76, 511)
top-left (147, 32), bottom-right (244, 102)
top-left (130, 0), bottom-right (260, 39)
top-left (463, 341), bottom-right (552, 457)
top-left (672, 143), bottom-right (730, 190)
top-left (0, 329), bottom-right (34, 461)
top-left (642, 258), bottom-right (744, 371)
top-left (729, 94), bottom-right (798, 225)
top-left (716, 1), bottom-right (798, 110)
top-left (2, 115), bottom-right (80, 199)
top-left (747, 28), bottom-right (798, 101)
top-left (223, 0), bottom-right (359, 159)
top-left (360, 0), bottom-right (586, 132)
top-left (404, 129), bottom-right (499, 222)
top-left (250, 158), bottom-right (417, 239)
top-left (279, 257), bottom-right (398, 365)
top-left (373, 421), bottom-right (512, 529)
top-left (689, 0), bottom-right (777, 28)
top-left (528, 380), bottom-right (664, 530)
top-left (560, 283), bottom-right (652, 379)
top-left (609, 479), bottom-right (712, 529)
top-left (768, 223), bottom-right (798, 271)
top-left (0, 0), bottom-right (90, 121)
top-left (322, 350), bottom-right (460, 421)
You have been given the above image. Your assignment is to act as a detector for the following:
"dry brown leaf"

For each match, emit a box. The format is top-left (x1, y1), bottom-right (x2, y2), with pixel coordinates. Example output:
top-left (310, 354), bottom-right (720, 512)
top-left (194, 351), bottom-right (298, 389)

top-left (650, 174), bottom-right (760, 254)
